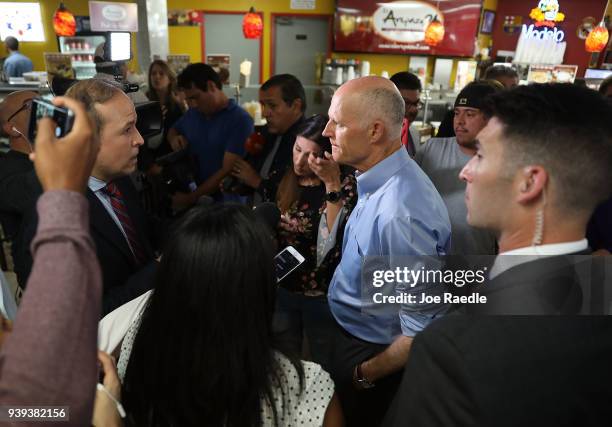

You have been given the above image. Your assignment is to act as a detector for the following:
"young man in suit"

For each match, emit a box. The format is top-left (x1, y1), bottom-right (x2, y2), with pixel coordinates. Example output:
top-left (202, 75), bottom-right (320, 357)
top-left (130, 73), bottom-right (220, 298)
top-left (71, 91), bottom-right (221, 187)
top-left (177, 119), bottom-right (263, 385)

top-left (384, 84), bottom-right (612, 426)
top-left (19, 79), bottom-right (158, 315)
top-left (67, 79), bottom-right (158, 315)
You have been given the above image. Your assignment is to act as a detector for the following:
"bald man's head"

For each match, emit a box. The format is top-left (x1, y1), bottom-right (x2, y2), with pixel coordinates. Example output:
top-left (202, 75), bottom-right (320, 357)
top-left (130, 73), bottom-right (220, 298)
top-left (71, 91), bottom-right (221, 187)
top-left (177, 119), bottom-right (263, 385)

top-left (336, 76), bottom-right (405, 142)
top-left (0, 90), bottom-right (38, 144)
top-left (323, 77), bottom-right (406, 171)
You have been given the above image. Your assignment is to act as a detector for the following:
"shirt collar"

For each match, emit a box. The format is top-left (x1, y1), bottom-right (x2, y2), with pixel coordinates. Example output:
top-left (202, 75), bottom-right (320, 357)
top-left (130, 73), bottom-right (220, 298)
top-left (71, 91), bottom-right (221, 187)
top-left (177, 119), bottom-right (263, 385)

top-left (88, 176), bottom-right (108, 193)
top-left (356, 146), bottom-right (409, 199)
top-left (489, 239), bottom-right (588, 279)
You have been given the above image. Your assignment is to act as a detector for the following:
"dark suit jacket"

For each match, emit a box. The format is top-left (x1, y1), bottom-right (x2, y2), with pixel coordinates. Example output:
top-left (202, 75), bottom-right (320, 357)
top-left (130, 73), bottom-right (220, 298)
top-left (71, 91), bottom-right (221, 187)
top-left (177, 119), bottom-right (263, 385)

top-left (587, 197), bottom-right (612, 252)
top-left (0, 152), bottom-right (43, 282)
top-left (19, 176), bottom-right (158, 315)
top-left (86, 176), bottom-right (158, 314)
top-left (466, 253), bottom-right (589, 315)
top-left (249, 116), bottom-right (304, 202)
top-left (384, 253), bottom-right (612, 427)
top-left (0, 152), bottom-right (41, 239)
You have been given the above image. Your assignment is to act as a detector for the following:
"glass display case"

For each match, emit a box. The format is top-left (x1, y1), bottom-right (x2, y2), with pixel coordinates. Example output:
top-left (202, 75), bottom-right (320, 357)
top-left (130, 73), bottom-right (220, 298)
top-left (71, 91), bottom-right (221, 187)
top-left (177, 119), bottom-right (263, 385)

top-left (57, 34), bottom-right (106, 80)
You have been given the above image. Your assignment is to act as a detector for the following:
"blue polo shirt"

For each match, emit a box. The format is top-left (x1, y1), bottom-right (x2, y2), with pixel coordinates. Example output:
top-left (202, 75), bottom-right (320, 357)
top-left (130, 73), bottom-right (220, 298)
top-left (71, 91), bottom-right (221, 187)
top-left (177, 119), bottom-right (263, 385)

top-left (173, 99), bottom-right (253, 183)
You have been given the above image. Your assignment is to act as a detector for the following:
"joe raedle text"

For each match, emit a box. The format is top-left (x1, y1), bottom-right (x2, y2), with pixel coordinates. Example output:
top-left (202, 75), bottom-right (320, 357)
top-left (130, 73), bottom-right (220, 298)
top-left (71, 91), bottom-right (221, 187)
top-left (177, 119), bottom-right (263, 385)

top-left (372, 292), bottom-right (487, 305)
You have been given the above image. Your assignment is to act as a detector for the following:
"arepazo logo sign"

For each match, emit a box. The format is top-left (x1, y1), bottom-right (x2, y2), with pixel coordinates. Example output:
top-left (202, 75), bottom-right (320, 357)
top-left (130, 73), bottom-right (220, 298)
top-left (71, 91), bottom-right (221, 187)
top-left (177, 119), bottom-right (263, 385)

top-left (372, 1), bottom-right (443, 44)
top-left (89, 1), bottom-right (138, 32)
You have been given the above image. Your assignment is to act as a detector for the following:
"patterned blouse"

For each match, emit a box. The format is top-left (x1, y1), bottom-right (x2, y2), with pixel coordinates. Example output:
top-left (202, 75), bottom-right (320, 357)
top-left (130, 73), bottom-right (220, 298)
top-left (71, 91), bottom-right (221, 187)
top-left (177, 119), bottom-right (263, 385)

top-left (277, 175), bottom-right (357, 296)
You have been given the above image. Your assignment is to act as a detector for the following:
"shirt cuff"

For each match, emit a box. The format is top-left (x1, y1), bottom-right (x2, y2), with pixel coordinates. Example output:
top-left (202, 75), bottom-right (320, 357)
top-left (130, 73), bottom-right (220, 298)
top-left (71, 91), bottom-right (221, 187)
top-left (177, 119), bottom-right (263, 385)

top-left (36, 190), bottom-right (90, 232)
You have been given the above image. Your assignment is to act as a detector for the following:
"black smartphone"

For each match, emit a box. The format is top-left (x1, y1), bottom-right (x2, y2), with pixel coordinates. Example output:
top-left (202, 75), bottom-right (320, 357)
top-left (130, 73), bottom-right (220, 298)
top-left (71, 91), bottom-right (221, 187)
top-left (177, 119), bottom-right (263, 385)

top-left (27, 98), bottom-right (75, 142)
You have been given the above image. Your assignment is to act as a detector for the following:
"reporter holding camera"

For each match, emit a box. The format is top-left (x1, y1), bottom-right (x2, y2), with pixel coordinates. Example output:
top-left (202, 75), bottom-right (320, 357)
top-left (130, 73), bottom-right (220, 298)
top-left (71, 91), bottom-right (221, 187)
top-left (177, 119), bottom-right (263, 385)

top-left (0, 96), bottom-right (103, 425)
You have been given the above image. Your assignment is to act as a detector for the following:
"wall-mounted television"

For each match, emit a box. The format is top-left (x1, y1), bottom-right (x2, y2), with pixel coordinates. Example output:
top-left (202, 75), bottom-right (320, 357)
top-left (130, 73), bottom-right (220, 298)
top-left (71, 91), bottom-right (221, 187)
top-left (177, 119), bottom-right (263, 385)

top-left (0, 2), bottom-right (45, 42)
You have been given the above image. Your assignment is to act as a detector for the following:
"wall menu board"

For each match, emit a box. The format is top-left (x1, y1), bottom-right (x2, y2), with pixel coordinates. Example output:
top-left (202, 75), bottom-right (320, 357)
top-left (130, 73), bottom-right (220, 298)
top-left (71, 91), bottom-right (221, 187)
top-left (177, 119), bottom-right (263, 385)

top-left (334, 0), bottom-right (481, 57)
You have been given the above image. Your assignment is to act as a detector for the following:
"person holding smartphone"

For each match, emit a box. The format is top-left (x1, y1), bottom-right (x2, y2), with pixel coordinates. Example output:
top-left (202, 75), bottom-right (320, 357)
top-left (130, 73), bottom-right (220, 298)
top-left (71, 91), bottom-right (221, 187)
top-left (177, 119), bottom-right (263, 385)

top-left (0, 96), bottom-right (104, 425)
top-left (273, 114), bottom-right (356, 371)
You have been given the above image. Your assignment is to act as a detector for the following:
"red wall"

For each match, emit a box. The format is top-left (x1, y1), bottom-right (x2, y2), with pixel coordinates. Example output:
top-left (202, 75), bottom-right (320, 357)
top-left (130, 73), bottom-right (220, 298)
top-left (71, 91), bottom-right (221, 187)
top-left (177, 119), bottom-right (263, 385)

top-left (491, 0), bottom-right (608, 76)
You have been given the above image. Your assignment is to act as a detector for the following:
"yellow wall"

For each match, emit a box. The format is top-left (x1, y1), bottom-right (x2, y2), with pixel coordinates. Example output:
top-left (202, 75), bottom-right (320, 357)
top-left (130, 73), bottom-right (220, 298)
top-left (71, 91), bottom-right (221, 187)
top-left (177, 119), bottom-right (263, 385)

top-left (167, 0), bottom-right (335, 82)
top-left (6, 0), bottom-right (139, 73)
top-left (8, 0), bottom-right (89, 71)
top-left (477, 0), bottom-right (498, 52)
top-left (9, 0), bottom-right (499, 85)
top-left (168, 26), bottom-right (202, 63)
top-left (168, 0), bottom-right (498, 88)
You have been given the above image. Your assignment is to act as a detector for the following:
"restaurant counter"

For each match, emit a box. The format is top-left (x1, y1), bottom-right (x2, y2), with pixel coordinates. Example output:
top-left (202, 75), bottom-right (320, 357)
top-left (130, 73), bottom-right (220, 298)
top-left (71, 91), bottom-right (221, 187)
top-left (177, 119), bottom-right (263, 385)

top-left (0, 82), bottom-right (51, 102)
top-left (223, 84), bottom-right (458, 124)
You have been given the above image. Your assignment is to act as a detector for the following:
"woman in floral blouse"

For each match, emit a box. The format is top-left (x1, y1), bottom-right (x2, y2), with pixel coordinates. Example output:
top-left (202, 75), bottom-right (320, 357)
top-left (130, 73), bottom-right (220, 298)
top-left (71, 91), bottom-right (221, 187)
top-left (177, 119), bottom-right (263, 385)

top-left (274, 114), bottom-right (356, 371)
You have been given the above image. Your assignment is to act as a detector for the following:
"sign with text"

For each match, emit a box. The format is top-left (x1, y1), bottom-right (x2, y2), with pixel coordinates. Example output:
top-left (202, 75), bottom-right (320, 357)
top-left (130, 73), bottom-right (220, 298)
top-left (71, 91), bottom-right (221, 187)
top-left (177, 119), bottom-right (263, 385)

top-left (334, 0), bottom-right (481, 56)
top-left (89, 1), bottom-right (138, 32)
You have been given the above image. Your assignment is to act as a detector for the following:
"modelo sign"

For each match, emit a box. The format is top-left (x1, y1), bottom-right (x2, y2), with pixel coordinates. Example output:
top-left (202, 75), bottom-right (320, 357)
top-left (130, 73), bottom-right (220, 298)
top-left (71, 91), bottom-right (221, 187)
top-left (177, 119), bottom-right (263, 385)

top-left (372, 1), bottom-right (442, 44)
top-left (89, 1), bottom-right (138, 32)
top-left (334, 0), bottom-right (481, 56)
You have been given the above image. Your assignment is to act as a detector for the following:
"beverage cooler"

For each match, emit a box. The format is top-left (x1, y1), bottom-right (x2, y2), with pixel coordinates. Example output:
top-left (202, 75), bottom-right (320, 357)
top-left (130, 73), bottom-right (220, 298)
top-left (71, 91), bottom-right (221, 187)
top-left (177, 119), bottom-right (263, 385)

top-left (57, 34), bottom-right (106, 79)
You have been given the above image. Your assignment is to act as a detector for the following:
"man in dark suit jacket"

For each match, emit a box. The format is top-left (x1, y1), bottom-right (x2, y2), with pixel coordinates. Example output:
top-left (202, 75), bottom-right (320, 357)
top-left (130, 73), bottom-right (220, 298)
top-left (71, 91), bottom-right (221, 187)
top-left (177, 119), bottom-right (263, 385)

top-left (230, 74), bottom-right (305, 203)
top-left (19, 79), bottom-right (158, 315)
top-left (384, 84), bottom-right (612, 426)
top-left (0, 90), bottom-right (42, 282)
top-left (69, 79), bottom-right (159, 315)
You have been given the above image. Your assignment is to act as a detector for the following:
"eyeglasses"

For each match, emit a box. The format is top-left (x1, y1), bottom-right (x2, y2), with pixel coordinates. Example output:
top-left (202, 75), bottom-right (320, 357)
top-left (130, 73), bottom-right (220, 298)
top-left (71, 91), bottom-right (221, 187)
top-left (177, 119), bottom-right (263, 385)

top-left (403, 99), bottom-right (423, 110)
top-left (6, 98), bottom-right (33, 123)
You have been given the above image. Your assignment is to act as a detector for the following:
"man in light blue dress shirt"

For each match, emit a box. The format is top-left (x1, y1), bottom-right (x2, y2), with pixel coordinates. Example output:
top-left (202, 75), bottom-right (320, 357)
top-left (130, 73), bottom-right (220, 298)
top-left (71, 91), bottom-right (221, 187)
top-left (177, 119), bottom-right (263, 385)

top-left (3, 37), bottom-right (33, 78)
top-left (322, 76), bottom-right (451, 426)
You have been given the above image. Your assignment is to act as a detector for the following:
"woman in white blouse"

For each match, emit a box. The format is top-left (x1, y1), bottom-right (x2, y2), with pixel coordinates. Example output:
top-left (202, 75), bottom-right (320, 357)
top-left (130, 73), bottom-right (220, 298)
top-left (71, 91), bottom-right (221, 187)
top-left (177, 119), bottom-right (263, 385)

top-left (116, 204), bottom-right (343, 427)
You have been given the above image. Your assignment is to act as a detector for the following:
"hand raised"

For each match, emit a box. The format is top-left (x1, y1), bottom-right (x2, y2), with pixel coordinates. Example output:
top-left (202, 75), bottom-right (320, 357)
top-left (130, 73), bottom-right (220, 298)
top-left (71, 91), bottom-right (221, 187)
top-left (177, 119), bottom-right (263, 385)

top-left (30, 97), bottom-right (98, 193)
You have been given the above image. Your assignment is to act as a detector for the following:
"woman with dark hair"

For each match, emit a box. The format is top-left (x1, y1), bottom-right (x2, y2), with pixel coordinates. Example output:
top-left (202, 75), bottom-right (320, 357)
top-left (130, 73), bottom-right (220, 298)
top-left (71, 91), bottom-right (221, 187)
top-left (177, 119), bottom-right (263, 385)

top-left (146, 59), bottom-right (186, 158)
top-left (116, 204), bottom-right (343, 426)
top-left (274, 114), bottom-right (356, 371)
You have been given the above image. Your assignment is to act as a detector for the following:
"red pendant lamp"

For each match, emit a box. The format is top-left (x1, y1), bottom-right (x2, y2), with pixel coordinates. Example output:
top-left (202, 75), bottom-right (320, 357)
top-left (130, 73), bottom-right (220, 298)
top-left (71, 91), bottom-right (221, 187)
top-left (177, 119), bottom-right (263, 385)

top-left (243, 7), bottom-right (263, 39)
top-left (586, 0), bottom-right (610, 53)
top-left (585, 20), bottom-right (609, 52)
top-left (53, 2), bottom-right (76, 37)
top-left (424, 17), bottom-right (445, 47)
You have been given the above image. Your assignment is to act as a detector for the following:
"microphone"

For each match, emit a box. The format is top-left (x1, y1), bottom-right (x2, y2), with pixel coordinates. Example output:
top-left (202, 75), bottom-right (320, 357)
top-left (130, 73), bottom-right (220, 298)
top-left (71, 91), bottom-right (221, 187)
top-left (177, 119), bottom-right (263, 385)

top-left (252, 202), bottom-right (280, 237)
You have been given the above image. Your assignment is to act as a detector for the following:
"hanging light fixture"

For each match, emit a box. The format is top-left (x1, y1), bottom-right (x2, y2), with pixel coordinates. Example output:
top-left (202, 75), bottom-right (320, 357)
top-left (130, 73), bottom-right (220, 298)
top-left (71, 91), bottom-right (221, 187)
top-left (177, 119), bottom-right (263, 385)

top-left (53, 2), bottom-right (76, 37)
top-left (585, 20), bottom-right (609, 52)
top-left (586, 0), bottom-right (610, 53)
top-left (424, 16), bottom-right (445, 47)
top-left (242, 7), bottom-right (263, 39)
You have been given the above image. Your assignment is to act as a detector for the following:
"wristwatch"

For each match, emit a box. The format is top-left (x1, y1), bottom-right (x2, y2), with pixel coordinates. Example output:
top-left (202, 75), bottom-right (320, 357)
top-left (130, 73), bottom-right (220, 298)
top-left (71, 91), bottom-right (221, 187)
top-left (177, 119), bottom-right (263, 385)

top-left (326, 190), bottom-right (342, 203)
top-left (354, 363), bottom-right (376, 389)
